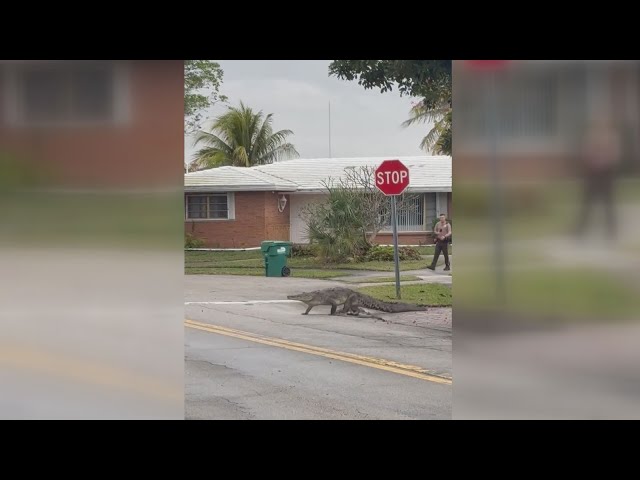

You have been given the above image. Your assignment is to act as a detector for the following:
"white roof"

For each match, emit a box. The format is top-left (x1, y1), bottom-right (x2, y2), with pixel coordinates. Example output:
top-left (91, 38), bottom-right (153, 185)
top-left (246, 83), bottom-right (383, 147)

top-left (184, 165), bottom-right (298, 192)
top-left (185, 156), bottom-right (451, 193)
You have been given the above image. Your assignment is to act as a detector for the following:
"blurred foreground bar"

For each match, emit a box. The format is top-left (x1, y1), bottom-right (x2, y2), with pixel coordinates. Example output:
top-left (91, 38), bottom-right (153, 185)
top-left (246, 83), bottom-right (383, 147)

top-left (0, 61), bottom-right (184, 419)
top-left (453, 60), bottom-right (640, 419)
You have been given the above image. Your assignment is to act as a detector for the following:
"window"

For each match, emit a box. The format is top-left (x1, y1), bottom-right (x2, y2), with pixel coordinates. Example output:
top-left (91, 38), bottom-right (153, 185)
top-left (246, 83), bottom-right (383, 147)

top-left (396, 194), bottom-right (425, 232)
top-left (186, 194), bottom-right (235, 220)
top-left (380, 193), bottom-right (434, 232)
top-left (3, 61), bottom-right (129, 126)
top-left (456, 71), bottom-right (560, 140)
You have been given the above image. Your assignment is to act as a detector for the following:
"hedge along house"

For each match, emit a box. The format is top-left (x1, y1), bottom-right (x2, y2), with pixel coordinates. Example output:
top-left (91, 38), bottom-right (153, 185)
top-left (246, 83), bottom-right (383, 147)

top-left (185, 156), bottom-right (452, 248)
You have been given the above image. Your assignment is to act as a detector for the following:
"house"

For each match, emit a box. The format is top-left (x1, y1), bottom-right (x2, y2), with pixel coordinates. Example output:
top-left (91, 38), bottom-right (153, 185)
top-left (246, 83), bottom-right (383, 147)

top-left (454, 60), bottom-right (640, 179)
top-left (184, 156), bottom-right (452, 248)
top-left (0, 60), bottom-right (183, 187)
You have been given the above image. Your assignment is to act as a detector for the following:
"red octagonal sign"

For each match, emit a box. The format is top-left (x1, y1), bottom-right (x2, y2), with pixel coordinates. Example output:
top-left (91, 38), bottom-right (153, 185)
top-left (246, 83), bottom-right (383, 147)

top-left (375, 159), bottom-right (410, 196)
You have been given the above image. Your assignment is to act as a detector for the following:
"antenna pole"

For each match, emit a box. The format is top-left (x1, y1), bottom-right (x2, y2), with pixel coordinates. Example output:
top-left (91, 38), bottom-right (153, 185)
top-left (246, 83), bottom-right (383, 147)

top-left (328, 100), bottom-right (332, 158)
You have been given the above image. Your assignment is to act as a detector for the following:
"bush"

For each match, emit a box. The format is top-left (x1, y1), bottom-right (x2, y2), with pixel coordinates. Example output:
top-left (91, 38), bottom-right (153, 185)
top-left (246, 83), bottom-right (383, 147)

top-left (185, 233), bottom-right (204, 249)
top-left (291, 244), bottom-right (317, 258)
top-left (399, 246), bottom-right (422, 260)
top-left (303, 189), bottom-right (370, 263)
top-left (453, 185), bottom-right (545, 218)
top-left (365, 245), bottom-right (422, 262)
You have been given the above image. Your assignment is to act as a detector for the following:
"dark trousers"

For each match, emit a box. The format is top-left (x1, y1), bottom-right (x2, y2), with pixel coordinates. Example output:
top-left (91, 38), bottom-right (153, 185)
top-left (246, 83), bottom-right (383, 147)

top-left (431, 240), bottom-right (450, 268)
top-left (575, 171), bottom-right (616, 237)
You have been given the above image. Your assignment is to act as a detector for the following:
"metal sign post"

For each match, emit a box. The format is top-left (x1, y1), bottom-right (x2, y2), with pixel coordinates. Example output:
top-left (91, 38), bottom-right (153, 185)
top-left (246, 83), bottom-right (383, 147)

top-left (375, 159), bottom-right (411, 300)
top-left (464, 60), bottom-right (510, 304)
top-left (391, 195), bottom-right (401, 299)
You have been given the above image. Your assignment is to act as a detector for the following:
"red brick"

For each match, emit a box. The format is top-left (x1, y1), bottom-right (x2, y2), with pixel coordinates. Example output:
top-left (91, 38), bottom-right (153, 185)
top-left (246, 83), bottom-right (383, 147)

top-left (375, 232), bottom-right (435, 246)
top-left (0, 61), bottom-right (184, 187)
top-left (185, 192), bottom-right (290, 248)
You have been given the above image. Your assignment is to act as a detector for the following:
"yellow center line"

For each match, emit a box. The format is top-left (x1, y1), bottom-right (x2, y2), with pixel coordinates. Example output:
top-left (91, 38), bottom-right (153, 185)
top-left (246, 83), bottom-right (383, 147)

top-left (185, 319), bottom-right (452, 385)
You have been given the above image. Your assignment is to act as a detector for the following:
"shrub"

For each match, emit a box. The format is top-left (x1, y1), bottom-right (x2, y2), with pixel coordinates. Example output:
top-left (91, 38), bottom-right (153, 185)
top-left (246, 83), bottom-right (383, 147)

top-left (301, 166), bottom-right (419, 263)
top-left (303, 189), bottom-right (370, 263)
top-left (365, 245), bottom-right (422, 262)
top-left (291, 244), bottom-right (317, 258)
top-left (399, 246), bottom-right (422, 260)
top-left (185, 233), bottom-right (205, 248)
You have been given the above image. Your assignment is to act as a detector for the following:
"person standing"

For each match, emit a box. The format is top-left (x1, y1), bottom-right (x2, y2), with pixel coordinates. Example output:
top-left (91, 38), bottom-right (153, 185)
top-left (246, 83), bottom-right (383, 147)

top-left (574, 118), bottom-right (621, 239)
top-left (427, 214), bottom-right (451, 271)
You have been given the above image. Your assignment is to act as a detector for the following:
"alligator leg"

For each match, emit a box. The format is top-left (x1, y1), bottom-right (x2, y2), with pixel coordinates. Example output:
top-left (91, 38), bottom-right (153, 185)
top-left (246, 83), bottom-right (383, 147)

top-left (342, 293), bottom-right (360, 314)
top-left (302, 305), bottom-right (313, 315)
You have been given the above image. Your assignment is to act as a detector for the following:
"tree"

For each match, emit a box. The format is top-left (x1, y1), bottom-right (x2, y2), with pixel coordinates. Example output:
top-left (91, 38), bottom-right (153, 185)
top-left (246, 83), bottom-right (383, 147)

top-left (302, 165), bottom-right (420, 262)
top-left (329, 60), bottom-right (452, 155)
top-left (185, 60), bottom-right (227, 133)
top-left (191, 102), bottom-right (299, 169)
top-left (402, 100), bottom-right (451, 155)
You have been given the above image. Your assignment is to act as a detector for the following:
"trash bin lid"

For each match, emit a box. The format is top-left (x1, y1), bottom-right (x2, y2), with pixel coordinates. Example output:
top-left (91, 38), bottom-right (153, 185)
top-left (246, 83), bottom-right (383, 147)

top-left (261, 240), bottom-right (276, 253)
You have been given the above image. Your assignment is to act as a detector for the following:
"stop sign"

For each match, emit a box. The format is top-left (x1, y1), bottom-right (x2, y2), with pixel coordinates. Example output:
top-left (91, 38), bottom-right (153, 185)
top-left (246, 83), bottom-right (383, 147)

top-left (375, 159), bottom-right (410, 196)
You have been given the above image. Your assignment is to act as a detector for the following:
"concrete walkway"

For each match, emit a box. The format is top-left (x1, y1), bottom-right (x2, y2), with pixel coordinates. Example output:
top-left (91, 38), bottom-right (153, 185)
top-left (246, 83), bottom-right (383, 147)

top-left (331, 267), bottom-right (452, 287)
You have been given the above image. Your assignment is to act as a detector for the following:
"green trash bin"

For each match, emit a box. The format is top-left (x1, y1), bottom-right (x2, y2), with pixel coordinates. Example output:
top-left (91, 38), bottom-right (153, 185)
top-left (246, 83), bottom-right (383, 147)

top-left (260, 241), bottom-right (292, 277)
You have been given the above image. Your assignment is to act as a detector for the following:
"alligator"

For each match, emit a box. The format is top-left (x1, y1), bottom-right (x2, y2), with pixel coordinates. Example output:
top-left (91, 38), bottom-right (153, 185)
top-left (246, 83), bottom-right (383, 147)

top-left (287, 287), bottom-right (428, 315)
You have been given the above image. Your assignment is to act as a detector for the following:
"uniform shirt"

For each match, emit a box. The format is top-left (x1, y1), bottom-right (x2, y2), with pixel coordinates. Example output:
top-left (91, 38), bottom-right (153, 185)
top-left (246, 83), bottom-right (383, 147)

top-left (434, 221), bottom-right (451, 240)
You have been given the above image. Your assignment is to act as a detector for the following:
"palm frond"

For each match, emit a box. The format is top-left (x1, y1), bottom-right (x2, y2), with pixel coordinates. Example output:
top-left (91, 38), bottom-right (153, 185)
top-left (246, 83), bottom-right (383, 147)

top-left (192, 101), bottom-right (298, 168)
top-left (403, 100), bottom-right (452, 155)
top-left (232, 146), bottom-right (250, 167)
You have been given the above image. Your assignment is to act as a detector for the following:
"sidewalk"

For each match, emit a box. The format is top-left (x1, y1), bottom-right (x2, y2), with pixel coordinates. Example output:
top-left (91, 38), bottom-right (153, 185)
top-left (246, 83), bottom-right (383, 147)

top-left (332, 267), bottom-right (452, 287)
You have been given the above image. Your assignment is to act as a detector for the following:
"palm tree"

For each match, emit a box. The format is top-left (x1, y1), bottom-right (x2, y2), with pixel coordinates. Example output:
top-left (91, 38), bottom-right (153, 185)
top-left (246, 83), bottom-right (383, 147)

top-left (191, 101), bottom-right (299, 170)
top-left (402, 100), bottom-right (452, 156)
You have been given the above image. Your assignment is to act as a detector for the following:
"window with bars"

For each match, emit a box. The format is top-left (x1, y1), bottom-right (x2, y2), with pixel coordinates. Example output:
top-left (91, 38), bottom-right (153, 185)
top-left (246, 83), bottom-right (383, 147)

top-left (456, 71), bottom-right (561, 140)
top-left (186, 194), bottom-right (233, 220)
top-left (380, 193), bottom-right (435, 232)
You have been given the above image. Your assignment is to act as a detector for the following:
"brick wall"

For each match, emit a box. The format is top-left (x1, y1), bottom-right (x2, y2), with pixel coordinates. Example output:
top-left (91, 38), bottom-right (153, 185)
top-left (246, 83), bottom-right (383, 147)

top-left (264, 192), bottom-right (290, 240)
top-left (375, 232), bottom-right (434, 246)
top-left (185, 191), bottom-right (291, 248)
top-left (186, 191), bottom-right (446, 248)
top-left (0, 61), bottom-right (184, 187)
top-left (186, 192), bottom-right (266, 248)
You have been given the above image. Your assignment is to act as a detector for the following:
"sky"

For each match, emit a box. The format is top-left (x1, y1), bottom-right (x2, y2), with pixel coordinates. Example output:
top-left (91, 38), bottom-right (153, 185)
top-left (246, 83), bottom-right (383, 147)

top-left (184, 60), bottom-right (429, 166)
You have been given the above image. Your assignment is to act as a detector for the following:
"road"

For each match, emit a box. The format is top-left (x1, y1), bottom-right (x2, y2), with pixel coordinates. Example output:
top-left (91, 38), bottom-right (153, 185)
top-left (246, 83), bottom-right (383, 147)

top-left (185, 275), bottom-right (452, 420)
top-left (0, 248), bottom-right (183, 419)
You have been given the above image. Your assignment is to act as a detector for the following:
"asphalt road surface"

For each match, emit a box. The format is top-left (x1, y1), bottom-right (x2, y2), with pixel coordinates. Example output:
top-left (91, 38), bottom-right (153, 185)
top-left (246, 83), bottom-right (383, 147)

top-left (185, 275), bottom-right (451, 420)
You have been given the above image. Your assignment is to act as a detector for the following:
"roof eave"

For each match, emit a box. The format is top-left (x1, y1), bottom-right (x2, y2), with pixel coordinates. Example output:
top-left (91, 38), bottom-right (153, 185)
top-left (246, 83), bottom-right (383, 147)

top-left (184, 185), bottom-right (298, 193)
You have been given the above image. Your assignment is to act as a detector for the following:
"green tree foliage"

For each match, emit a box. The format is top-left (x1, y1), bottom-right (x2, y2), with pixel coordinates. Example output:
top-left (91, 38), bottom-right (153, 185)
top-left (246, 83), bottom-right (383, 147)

top-left (185, 60), bottom-right (227, 133)
top-left (329, 60), bottom-right (452, 155)
top-left (302, 165), bottom-right (419, 262)
top-left (191, 102), bottom-right (299, 170)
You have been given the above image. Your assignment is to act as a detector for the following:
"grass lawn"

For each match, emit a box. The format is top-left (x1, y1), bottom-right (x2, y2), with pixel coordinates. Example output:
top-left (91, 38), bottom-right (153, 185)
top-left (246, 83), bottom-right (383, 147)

top-left (340, 275), bottom-right (422, 284)
top-left (357, 283), bottom-right (452, 307)
top-left (185, 250), bottom-right (428, 273)
top-left (1, 192), bottom-right (182, 248)
top-left (455, 267), bottom-right (639, 320)
top-left (292, 258), bottom-right (427, 271)
top-left (416, 245), bottom-right (452, 256)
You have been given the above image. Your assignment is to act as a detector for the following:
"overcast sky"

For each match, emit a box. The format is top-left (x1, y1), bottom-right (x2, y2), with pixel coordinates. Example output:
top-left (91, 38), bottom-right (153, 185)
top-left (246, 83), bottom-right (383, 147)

top-left (185, 60), bottom-right (429, 165)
